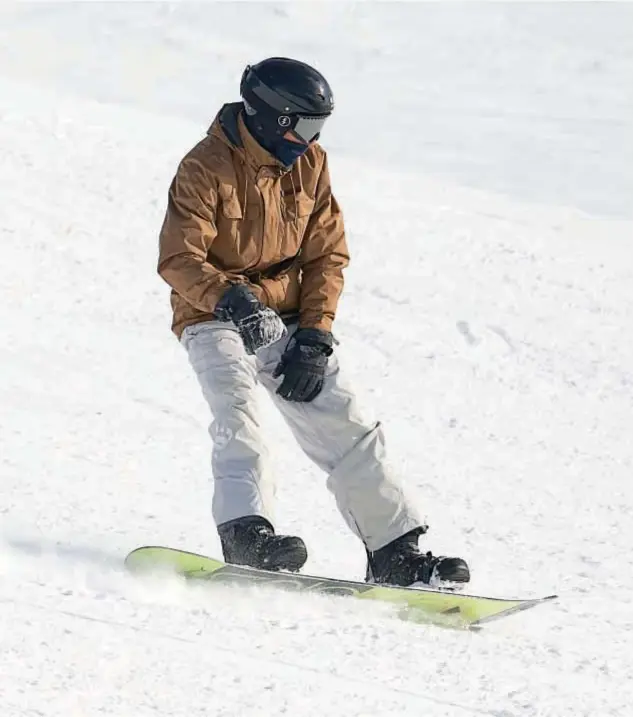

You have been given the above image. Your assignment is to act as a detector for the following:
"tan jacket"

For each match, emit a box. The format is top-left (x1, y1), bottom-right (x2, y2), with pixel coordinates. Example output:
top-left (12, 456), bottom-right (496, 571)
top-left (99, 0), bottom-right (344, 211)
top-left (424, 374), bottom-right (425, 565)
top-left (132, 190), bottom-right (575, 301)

top-left (158, 103), bottom-right (350, 338)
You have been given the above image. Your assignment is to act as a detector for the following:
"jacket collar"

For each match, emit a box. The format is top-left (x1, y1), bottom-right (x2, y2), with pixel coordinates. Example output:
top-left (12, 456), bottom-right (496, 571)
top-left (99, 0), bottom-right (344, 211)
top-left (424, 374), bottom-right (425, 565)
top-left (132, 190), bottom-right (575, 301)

top-left (238, 113), bottom-right (287, 176)
top-left (208, 103), bottom-right (287, 178)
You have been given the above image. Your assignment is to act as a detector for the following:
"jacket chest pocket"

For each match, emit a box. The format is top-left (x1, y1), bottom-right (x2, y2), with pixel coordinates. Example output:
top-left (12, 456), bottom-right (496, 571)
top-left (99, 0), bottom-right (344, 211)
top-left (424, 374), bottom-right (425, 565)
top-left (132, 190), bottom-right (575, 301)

top-left (215, 186), bottom-right (260, 268)
top-left (220, 192), bottom-right (243, 220)
top-left (281, 191), bottom-right (314, 223)
top-left (279, 192), bottom-right (315, 260)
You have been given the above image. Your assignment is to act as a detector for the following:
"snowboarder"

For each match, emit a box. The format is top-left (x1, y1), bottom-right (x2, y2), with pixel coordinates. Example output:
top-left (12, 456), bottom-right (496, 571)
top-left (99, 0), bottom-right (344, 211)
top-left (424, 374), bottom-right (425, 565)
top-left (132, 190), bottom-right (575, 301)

top-left (157, 57), bottom-right (469, 587)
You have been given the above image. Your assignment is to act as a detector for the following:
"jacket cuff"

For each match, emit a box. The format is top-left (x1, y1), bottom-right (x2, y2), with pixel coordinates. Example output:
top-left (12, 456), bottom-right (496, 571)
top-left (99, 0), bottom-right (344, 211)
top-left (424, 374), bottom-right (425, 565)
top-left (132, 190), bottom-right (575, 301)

top-left (248, 283), bottom-right (268, 305)
top-left (299, 315), bottom-right (333, 333)
top-left (257, 275), bottom-right (289, 310)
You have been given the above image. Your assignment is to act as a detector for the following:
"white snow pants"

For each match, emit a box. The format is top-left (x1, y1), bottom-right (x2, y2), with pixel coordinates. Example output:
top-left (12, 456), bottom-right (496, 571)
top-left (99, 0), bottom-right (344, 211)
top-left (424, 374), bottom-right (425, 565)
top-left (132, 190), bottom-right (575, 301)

top-left (181, 321), bottom-right (422, 551)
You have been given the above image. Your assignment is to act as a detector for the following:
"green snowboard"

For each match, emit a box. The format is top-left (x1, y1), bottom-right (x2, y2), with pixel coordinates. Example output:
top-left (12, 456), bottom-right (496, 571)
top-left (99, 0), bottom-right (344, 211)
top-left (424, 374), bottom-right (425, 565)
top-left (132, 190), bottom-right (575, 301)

top-left (125, 546), bottom-right (556, 630)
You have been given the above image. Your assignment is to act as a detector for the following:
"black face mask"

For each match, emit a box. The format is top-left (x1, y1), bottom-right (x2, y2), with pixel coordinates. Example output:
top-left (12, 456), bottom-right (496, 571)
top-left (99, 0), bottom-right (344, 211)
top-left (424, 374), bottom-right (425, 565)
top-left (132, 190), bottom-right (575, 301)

top-left (272, 137), bottom-right (310, 167)
top-left (244, 111), bottom-right (313, 167)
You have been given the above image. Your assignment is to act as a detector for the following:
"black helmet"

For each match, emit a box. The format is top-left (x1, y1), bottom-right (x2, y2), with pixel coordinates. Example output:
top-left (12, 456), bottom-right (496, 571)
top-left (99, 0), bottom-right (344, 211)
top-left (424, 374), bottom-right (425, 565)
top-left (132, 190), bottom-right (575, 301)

top-left (240, 57), bottom-right (334, 145)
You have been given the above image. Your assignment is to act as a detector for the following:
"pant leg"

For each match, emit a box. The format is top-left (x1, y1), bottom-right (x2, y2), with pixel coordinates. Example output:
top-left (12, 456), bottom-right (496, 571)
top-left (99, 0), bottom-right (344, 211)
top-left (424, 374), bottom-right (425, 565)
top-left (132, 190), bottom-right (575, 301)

top-left (256, 330), bottom-right (423, 551)
top-left (181, 321), bottom-right (275, 527)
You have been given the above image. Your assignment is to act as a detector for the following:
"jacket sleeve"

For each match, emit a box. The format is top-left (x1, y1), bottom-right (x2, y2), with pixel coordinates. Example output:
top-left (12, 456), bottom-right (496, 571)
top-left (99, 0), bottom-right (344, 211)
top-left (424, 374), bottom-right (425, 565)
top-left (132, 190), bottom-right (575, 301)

top-left (157, 158), bottom-right (251, 313)
top-left (298, 154), bottom-right (350, 332)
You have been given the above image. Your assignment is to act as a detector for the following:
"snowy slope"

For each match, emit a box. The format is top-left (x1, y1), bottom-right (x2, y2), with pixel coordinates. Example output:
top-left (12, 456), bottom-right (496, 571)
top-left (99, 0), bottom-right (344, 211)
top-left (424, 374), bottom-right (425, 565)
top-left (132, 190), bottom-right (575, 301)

top-left (1, 4), bottom-right (632, 717)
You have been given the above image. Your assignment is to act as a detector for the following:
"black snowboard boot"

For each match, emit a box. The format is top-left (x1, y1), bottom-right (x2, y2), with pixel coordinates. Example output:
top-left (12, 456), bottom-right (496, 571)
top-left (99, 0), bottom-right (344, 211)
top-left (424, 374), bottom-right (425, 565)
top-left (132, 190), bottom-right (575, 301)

top-left (218, 516), bottom-right (307, 572)
top-left (366, 529), bottom-right (470, 587)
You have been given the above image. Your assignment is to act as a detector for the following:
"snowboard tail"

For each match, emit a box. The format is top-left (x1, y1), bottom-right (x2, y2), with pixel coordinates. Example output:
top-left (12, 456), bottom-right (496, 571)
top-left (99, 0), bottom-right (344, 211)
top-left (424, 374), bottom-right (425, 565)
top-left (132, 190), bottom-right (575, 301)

top-left (125, 546), bottom-right (556, 629)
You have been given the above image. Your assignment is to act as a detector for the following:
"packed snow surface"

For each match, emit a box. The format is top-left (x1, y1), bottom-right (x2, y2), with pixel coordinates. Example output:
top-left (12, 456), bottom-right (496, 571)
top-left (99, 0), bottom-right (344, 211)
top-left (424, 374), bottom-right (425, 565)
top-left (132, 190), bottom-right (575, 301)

top-left (1, 4), bottom-right (632, 717)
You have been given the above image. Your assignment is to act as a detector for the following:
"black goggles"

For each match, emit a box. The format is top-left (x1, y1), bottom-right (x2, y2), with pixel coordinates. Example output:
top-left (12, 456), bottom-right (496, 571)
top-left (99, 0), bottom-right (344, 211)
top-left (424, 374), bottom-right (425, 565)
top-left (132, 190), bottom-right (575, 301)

top-left (278, 113), bottom-right (329, 144)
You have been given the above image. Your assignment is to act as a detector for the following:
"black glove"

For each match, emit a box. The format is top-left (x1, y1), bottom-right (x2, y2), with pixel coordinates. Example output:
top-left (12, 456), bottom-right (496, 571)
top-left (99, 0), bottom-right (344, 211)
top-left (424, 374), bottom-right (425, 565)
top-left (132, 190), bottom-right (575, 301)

top-left (273, 328), bottom-right (333, 402)
top-left (215, 284), bottom-right (287, 355)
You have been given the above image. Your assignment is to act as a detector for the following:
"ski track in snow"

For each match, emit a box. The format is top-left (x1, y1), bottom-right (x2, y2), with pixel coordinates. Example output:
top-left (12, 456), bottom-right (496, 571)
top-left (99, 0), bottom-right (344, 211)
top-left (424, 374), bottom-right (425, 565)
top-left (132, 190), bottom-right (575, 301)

top-left (1, 4), bottom-right (633, 717)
